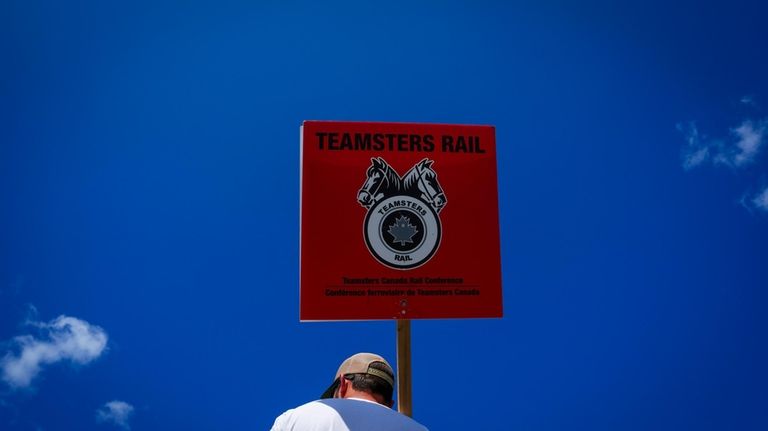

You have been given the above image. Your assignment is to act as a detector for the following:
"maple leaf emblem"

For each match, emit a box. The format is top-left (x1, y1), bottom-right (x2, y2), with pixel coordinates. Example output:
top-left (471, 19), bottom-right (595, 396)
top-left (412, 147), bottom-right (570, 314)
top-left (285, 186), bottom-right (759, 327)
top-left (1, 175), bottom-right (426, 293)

top-left (387, 215), bottom-right (418, 246)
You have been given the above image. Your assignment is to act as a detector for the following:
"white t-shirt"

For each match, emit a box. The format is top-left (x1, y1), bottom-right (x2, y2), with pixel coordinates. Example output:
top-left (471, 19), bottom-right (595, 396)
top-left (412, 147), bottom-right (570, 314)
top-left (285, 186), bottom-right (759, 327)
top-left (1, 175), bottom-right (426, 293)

top-left (270, 398), bottom-right (429, 431)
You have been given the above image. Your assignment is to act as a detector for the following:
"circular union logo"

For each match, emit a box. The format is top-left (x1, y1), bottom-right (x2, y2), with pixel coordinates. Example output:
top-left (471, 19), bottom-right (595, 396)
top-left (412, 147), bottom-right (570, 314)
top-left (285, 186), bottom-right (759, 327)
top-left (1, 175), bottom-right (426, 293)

top-left (364, 196), bottom-right (441, 270)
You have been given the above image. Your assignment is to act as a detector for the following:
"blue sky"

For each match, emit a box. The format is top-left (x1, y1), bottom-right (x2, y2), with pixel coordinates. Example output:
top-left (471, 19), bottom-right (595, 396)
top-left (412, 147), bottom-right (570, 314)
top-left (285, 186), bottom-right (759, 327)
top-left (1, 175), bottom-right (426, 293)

top-left (2, 1), bottom-right (768, 430)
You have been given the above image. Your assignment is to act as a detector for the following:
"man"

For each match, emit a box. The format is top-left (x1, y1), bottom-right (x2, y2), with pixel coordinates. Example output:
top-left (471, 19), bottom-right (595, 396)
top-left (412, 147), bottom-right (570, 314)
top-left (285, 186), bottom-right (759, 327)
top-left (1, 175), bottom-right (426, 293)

top-left (270, 352), bottom-right (429, 431)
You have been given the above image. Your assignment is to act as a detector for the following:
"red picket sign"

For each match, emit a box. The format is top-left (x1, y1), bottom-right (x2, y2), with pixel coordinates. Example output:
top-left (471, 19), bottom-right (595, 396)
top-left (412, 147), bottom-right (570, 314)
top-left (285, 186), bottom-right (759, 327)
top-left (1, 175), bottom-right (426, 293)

top-left (300, 121), bottom-right (502, 321)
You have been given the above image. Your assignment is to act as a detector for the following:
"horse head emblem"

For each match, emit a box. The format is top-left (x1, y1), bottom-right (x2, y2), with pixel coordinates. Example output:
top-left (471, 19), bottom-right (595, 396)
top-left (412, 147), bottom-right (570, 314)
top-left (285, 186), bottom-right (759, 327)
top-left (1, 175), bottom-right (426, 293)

top-left (413, 159), bottom-right (447, 213)
top-left (358, 157), bottom-right (447, 212)
top-left (357, 157), bottom-right (400, 208)
top-left (358, 157), bottom-right (447, 269)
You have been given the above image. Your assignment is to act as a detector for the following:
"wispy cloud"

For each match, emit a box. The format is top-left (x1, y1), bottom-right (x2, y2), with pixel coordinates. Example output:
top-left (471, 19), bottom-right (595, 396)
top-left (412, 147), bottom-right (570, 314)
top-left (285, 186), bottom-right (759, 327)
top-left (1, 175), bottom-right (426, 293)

top-left (679, 118), bottom-right (766, 170)
top-left (679, 96), bottom-right (768, 215)
top-left (741, 95), bottom-right (757, 107)
top-left (96, 400), bottom-right (134, 430)
top-left (679, 122), bottom-right (710, 170)
top-left (1, 315), bottom-right (108, 389)
top-left (753, 186), bottom-right (768, 212)
top-left (718, 119), bottom-right (766, 167)
top-left (677, 121), bottom-right (709, 171)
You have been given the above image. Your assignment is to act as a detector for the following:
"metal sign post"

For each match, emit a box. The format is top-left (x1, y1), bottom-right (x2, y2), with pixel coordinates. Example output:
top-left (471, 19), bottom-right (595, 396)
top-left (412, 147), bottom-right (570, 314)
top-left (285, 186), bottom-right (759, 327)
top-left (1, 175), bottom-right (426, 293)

top-left (396, 319), bottom-right (412, 417)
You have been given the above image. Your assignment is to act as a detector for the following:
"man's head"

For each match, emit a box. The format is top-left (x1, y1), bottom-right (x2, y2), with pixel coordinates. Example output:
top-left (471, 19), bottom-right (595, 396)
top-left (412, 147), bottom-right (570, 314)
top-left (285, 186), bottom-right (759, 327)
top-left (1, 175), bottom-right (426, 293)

top-left (320, 353), bottom-right (395, 407)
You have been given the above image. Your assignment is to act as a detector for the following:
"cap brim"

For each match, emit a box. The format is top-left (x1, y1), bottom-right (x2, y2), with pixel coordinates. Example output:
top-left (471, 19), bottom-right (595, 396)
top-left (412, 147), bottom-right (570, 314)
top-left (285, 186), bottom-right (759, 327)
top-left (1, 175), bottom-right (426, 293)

top-left (320, 377), bottom-right (340, 399)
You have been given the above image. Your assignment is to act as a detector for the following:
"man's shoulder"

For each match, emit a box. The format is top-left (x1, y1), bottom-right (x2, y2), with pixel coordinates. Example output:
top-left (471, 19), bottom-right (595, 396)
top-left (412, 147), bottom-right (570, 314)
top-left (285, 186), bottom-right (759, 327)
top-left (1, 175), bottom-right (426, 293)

top-left (317, 399), bottom-right (428, 431)
top-left (271, 399), bottom-right (428, 431)
top-left (270, 400), bottom-right (348, 431)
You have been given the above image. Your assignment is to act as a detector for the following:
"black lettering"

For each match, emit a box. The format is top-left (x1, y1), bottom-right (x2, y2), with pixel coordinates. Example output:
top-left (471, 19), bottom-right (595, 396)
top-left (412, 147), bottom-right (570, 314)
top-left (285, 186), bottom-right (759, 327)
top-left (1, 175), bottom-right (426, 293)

top-left (455, 135), bottom-right (468, 152)
top-left (471, 136), bottom-right (486, 153)
top-left (328, 133), bottom-right (339, 149)
top-left (417, 289), bottom-right (453, 296)
top-left (440, 135), bottom-right (485, 153)
top-left (318, 132), bottom-right (439, 152)
top-left (354, 133), bottom-right (371, 151)
top-left (409, 134), bottom-right (422, 151)
top-left (325, 288), bottom-right (366, 296)
top-left (316, 132), bottom-right (328, 150)
top-left (441, 135), bottom-right (454, 152)
top-left (423, 134), bottom-right (435, 151)
top-left (397, 134), bottom-right (408, 151)
top-left (367, 289), bottom-right (405, 296)
top-left (340, 133), bottom-right (353, 150)
top-left (373, 133), bottom-right (385, 151)
top-left (385, 134), bottom-right (397, 151)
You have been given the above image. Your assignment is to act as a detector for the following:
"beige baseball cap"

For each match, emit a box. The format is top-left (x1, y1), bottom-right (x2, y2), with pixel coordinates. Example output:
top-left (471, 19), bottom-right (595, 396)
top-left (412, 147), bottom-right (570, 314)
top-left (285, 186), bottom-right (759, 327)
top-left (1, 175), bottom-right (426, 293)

top-left (320, 352), bottom-right (395, 399)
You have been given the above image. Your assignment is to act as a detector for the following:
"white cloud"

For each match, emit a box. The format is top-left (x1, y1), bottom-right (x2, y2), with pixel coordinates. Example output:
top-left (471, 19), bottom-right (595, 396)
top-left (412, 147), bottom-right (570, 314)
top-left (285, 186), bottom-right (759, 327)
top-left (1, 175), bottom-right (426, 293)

top-left (741, 95), bottom-right (757, 107)
top-left (753, 186), bottom-right (768, 212)
top-left (729, 120), bottom-right (766, 167)
top-left (96, 400), bottom-right (134, 430)
top-left (679, 122), bottom-right (710, 170)
top-left (683, 146), bottom-right (709, 170)
top-left (679, 119), bottom-right (766, 170)
top-left (681, 97), bottom-right (768, 215)
top-left (1, 315), bottom-right (108, 389)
